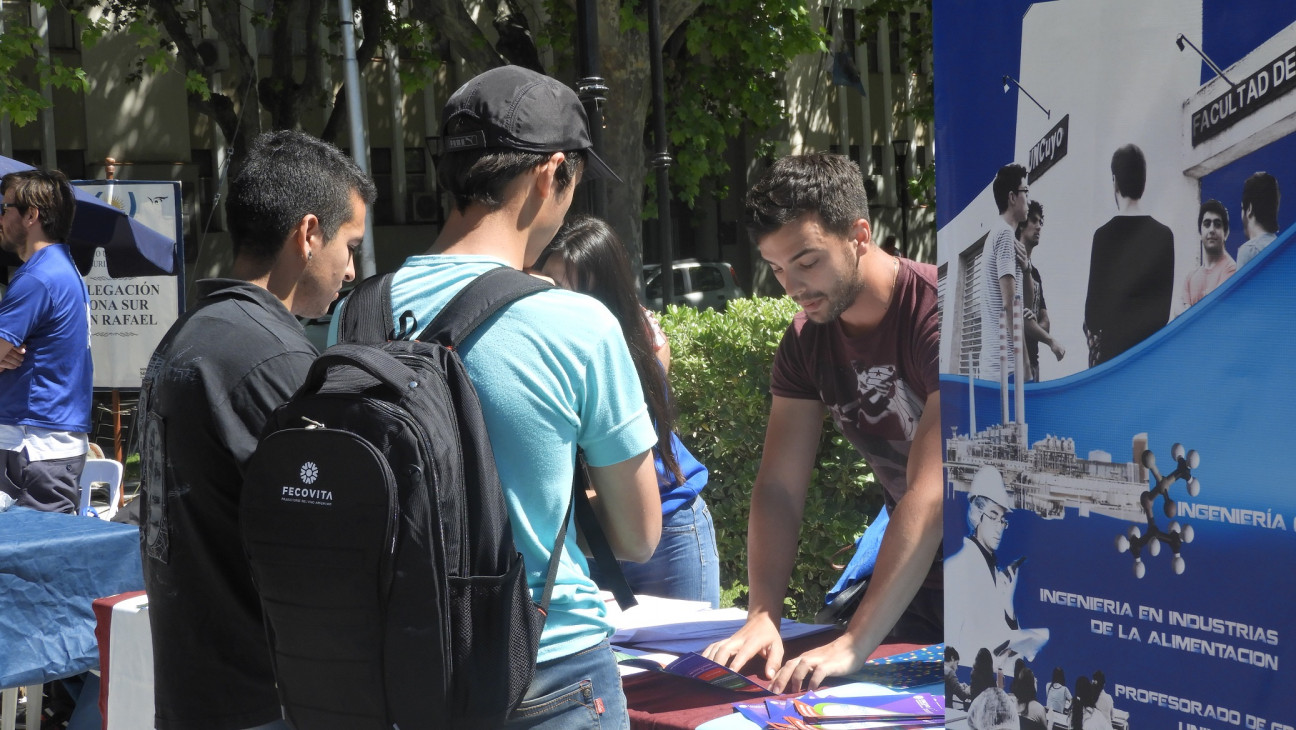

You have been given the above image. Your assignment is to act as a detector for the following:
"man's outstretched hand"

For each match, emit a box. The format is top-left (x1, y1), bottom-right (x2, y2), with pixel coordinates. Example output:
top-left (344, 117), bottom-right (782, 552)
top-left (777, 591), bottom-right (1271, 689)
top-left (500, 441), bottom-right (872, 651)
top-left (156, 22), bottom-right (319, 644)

top-left (768, 633), bottom-right (870, 694)
top-left (702, 615), bottom-right (785, 683)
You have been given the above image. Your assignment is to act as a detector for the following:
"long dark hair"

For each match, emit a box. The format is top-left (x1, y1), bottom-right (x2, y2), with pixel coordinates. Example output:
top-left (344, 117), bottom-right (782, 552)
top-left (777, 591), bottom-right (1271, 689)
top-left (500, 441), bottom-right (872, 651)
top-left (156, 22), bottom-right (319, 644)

top-left (969, 647), bottom-right (995, 702)
top-left (1012, 667), bottom-right (1038, 712)
top-left (1070, 676), bottom-right (1092, 730)
top-left (1051, 666), bottom-right (1065, 687)
top-left (536, 215), bottom-right (683, 483)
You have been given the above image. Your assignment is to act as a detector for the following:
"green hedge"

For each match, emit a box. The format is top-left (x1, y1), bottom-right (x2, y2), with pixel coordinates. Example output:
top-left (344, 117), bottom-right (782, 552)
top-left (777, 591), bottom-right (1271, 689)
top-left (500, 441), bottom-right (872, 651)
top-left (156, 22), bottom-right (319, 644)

top-left (660, 297), bottom-right (883, 620)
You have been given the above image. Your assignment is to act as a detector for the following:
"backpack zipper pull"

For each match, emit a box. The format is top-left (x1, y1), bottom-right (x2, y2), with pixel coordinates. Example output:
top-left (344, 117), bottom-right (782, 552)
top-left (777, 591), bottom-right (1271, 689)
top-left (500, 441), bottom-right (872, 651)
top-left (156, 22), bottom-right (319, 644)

top-left (301, 417), bottom-right (326, 429)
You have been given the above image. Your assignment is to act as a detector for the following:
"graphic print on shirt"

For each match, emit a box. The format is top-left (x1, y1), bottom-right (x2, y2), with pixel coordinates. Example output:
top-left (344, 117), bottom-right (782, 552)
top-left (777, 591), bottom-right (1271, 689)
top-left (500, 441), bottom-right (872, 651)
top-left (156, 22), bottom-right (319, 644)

top-left (137, 350), bottom-right (170, 563)
top-left (822, 360), bottom-right (924, 504)
top-left (827, 362), bottom-right (923, 442)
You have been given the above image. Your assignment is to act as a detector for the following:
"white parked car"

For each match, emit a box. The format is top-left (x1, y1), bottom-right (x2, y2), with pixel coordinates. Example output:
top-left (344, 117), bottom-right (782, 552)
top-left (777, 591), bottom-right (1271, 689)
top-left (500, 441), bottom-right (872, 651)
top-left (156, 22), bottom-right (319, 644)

top-left (644, 259), bottom-right (745, 311)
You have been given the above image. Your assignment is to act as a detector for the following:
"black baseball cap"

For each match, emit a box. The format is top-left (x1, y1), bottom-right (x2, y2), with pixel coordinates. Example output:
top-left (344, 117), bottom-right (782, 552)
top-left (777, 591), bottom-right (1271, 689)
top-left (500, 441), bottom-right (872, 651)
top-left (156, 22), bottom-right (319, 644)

top-left (442, 65), bottom-right (621, 183)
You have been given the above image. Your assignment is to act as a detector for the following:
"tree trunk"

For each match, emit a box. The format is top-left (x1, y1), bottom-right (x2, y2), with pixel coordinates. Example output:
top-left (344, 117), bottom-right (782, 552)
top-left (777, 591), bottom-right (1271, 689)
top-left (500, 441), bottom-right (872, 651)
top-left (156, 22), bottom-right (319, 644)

top-left (594, 0), bottom-right (701, 271)
top-left (598, 21), bottom-right (650, 272)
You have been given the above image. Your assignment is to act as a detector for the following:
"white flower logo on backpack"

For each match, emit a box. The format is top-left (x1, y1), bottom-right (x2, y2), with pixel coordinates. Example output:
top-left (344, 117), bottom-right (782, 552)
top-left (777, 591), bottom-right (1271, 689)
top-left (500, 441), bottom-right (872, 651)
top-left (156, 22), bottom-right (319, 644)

top-left (300, 462), bottom-right (319, 485)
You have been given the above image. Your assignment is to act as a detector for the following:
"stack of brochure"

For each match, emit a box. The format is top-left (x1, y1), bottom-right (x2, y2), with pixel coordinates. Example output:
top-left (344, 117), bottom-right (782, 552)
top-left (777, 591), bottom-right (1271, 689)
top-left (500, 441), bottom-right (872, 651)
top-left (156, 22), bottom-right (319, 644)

top-left (734, 691), bottom-right (945, 729)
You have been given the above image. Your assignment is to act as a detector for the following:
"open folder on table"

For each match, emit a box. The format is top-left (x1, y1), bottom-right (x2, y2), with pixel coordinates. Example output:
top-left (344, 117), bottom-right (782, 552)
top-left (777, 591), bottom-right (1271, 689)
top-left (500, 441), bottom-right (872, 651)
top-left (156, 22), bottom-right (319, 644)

top-left (609, 596), bottom-right (835, 654)
top-left (614, 650), bottom-right (775, 695)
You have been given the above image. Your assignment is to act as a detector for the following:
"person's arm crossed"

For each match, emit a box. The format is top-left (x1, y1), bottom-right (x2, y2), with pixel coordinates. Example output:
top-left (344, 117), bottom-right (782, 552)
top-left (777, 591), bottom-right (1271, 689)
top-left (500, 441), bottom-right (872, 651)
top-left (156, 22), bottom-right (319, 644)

top-left (0, 342), bottom-right (25, 371)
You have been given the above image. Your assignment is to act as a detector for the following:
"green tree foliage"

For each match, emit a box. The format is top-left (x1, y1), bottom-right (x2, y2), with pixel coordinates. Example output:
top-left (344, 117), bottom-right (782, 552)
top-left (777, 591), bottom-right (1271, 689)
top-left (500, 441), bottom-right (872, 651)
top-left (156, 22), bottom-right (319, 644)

top-left (0, 2), bottom-right (89, 126)
top-left (4, 0), bottom-right (912, 270)
top-left (3, 0), bottom-right (834, 267)
top-left (661, 297), bottom-right (882, 620)
top-left (534, 0), bottom-right (830, 259)
top-left (656, 0), bottom-right (825, 209)
top-left (3, 0), bottom-right (440, 157)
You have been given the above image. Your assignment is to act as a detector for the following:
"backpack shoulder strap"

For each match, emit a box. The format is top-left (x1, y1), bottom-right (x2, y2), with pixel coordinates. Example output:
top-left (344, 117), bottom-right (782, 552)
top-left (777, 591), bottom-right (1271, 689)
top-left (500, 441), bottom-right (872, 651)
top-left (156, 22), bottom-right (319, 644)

top-left (537, 453), bottom-right (639, 614)
top-left (573, 452), bottom-right (639, 610)
top-left (418, 267), bottom-right (551, 347)
top-left (417, 267), bottom-right (602, 615)
top-left (336, 273), bottom-right (396, 344)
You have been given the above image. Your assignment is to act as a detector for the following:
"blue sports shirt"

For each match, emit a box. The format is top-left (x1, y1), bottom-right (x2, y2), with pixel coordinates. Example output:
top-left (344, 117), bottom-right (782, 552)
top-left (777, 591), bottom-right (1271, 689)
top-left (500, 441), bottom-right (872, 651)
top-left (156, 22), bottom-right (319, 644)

top-left (0, 244), bottom-right (93, 433)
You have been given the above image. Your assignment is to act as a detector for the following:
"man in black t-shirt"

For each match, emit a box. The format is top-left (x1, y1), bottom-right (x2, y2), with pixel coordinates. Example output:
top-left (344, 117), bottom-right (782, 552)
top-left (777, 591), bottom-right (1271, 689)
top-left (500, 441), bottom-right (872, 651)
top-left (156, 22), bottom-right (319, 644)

top-left (1084, 144), bottom-right (1174, 367)
top-left (137, 131), bottom-right (375, 730)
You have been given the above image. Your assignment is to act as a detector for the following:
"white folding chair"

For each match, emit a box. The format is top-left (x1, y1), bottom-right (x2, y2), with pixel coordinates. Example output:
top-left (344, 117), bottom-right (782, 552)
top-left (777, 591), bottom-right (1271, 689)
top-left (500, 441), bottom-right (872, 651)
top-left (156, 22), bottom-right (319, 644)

top-left (78, 458), bottom-right (124, 520)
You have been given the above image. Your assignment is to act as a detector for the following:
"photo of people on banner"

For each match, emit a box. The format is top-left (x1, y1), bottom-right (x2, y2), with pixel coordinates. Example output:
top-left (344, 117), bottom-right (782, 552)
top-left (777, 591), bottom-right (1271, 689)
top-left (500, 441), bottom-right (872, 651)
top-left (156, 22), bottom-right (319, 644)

top-left (936, 1), bottom-right (1295, 728)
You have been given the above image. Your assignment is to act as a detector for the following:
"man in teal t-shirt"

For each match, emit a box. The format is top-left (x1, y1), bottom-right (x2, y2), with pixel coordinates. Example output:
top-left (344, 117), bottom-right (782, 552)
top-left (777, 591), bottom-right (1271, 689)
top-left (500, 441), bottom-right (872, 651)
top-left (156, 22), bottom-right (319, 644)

top-left (330, 67), bottom-right (660, 729)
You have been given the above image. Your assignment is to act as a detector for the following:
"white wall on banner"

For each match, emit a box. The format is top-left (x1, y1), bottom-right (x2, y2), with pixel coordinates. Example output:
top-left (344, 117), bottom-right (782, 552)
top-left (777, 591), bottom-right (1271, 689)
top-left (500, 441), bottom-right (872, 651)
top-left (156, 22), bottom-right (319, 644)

top-left (939, 0), bottom-right (1206, 381)
top-left (938, 0), bottom-right (1296, 727)
top-left (76, 181), bottom-right (182, 389)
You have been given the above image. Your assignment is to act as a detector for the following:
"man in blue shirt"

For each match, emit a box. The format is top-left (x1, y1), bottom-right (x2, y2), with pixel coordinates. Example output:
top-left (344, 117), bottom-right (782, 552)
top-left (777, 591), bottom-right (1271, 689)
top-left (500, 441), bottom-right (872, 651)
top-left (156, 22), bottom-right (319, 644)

top-left (0, 169), bottom-right (92, 514)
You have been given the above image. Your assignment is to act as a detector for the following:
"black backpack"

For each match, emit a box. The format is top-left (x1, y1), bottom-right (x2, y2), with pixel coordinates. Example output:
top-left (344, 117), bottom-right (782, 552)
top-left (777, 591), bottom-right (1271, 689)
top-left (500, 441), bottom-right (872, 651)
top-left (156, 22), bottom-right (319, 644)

top-left (240, 267), bottom-right (569, 729)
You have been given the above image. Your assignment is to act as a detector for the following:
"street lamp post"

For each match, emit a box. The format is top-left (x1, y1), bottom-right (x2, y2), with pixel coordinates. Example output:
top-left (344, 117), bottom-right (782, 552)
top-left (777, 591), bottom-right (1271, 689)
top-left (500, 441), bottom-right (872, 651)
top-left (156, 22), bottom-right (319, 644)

top-left (892, 138), bottom-right (910, 258)
top-left (647, 0), bottom-right (674, 306)
top-left (576, 0), bottom-right (608, 219)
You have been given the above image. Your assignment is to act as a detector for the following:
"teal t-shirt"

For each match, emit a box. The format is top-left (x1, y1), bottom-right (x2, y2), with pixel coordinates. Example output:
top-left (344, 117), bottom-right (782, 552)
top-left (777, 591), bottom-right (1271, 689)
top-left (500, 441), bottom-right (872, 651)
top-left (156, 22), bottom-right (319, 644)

top-left (330, 255), bottom-right (656, 662)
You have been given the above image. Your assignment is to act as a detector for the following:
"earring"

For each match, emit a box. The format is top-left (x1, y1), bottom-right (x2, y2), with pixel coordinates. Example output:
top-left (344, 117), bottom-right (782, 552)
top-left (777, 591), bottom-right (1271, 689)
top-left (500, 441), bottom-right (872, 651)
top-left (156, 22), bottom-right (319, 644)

top-left (307, 251), bottom-right (313, 260)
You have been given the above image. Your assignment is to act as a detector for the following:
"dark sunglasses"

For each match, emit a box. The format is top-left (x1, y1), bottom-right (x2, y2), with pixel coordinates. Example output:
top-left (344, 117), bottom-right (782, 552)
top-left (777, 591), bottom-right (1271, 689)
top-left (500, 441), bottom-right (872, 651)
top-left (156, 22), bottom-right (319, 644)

top-left (0, 201), bottom-right (27, 216)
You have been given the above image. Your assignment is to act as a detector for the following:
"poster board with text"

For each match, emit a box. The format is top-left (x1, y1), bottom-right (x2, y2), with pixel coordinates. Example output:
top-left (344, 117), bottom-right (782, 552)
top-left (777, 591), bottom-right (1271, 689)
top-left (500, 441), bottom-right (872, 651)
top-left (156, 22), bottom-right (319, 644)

top-left (936, 1), bottom-right (1296, 727)
top-left (76, 181), bottom-right (183, 389)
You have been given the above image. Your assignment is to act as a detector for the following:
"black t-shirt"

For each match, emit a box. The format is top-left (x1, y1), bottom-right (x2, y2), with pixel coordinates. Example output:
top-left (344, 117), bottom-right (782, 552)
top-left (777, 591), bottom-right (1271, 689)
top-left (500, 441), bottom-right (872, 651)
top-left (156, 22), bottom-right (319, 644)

top-left (1084, 215), bottom-right (1174, 365)
top-left (138, 279), bottom-right (317, 730)
top-left (1026, 265), bottom-right (1045, 370)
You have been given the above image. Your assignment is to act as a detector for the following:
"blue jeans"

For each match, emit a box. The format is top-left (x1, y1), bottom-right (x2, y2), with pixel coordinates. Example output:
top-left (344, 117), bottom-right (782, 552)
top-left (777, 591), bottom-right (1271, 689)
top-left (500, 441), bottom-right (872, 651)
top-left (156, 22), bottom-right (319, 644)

top-left (504, 640), bottom-right (628, 729)
top-left (595, 497), bottom-right (721, 608)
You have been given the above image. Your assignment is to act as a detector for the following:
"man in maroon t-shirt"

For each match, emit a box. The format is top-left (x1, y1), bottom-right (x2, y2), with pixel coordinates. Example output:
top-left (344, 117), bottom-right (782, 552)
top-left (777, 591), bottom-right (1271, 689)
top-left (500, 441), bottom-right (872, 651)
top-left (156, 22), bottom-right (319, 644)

top-left (703, 154), bottom-right (942, 693)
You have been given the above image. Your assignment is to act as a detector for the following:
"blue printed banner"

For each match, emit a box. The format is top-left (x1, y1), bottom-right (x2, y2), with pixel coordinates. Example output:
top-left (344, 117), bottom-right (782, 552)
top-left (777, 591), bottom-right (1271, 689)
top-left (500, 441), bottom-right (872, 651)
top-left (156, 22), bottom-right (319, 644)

top-left (936, 1), bottom-right (1296, 728)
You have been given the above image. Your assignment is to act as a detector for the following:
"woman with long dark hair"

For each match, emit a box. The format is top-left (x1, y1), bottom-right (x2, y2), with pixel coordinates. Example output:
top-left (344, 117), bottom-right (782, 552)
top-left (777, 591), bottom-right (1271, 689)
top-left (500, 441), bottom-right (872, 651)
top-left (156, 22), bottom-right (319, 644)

top-left (969, 647), bottom-right (997, 702)
top-left (1013, 667), bottom-right (1048, 727)
top-left (1070, 676), bottom-right (1091, 730)
top-left (1068, 675), bottom-right (1116, 730)
top-left (536, 215), bottom-right (720, 607)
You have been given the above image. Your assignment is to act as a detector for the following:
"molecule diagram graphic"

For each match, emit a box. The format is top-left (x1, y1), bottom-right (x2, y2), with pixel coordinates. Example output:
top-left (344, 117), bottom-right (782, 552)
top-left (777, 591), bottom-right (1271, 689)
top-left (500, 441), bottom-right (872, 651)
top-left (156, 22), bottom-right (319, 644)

top-left (1115, 443), bottom-right (1201, 578)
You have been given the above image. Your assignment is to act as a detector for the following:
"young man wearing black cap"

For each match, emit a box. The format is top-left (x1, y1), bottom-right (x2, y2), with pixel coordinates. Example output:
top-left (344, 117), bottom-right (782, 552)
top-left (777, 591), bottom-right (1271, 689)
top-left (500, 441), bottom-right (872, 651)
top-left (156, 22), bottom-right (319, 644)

top-left (330, 65), bottom-right (660, 728)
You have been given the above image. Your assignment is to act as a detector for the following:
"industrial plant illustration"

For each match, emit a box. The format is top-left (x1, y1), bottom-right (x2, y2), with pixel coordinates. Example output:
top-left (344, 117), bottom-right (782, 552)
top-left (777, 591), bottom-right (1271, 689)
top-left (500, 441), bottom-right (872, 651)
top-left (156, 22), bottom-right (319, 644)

top-left (945, 296), bottom-right (1200, 577)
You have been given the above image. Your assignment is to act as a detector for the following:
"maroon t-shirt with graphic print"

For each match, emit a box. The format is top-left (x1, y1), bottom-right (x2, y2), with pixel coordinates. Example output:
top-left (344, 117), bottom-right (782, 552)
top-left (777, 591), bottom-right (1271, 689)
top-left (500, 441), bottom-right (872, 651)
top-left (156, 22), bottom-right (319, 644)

top-left (770, 258), bottom-right (939, 512)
